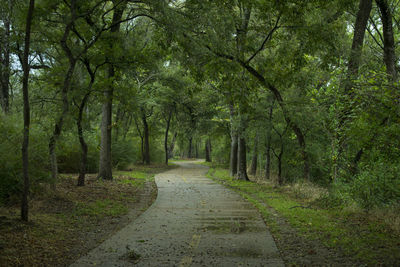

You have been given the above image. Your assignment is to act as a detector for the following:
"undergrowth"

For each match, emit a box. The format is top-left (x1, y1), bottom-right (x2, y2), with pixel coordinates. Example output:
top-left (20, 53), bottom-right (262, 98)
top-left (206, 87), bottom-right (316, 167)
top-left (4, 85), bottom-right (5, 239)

top-left (0, 164), bottom-right (174, 266)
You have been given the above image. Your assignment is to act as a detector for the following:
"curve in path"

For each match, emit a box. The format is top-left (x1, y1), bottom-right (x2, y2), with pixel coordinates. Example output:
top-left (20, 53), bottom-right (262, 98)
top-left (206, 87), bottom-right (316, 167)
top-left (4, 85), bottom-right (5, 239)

top-left (71, 161), bottom-right (284, 266)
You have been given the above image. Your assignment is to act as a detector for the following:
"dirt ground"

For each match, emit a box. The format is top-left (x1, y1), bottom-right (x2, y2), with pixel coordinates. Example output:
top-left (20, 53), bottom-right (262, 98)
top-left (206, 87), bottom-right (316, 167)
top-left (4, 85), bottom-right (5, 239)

top-left (0, 170), bottom-right (159, 267)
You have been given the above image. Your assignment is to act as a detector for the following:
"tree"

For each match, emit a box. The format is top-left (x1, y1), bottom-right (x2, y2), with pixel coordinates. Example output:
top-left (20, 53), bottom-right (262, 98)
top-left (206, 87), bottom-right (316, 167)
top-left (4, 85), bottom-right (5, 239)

top-left (21, 0), bottom-right (35, 222)
top-left (0, 0), bottom-right (12, 113)
top-left (98, 0), bottom-right (127, 179)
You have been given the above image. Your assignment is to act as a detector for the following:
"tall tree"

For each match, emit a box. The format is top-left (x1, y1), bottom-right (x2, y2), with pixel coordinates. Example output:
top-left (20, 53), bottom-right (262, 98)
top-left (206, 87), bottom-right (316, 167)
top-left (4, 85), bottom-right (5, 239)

top-left (0, 0), bottom-right (12, 113)
top-left (375, 0), bottom-right (397, 81)
top-left (21, 0), bottom-right (35, 222)
top-left (98, 0), bottom-right (126, 179)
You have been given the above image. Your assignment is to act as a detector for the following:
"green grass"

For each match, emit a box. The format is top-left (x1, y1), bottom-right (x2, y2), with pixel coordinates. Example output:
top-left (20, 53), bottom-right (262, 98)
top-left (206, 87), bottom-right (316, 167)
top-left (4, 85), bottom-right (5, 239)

top-left (74, 199), bottom-right (128, 218)
top-left (205, 165), bottom-right (400, 265)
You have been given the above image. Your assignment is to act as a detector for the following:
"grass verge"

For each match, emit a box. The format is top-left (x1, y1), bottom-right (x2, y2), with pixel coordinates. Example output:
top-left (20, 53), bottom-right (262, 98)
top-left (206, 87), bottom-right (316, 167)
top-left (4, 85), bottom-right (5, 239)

top-left (205, 164), bottom-right (400, 266)
top-left (0, 163), bottom-right (175, 266)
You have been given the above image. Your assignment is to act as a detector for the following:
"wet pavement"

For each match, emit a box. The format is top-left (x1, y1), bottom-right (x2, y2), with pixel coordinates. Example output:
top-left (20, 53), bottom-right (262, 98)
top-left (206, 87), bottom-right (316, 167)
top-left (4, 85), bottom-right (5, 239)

top-left (70, 161), bottom-right (284, 266)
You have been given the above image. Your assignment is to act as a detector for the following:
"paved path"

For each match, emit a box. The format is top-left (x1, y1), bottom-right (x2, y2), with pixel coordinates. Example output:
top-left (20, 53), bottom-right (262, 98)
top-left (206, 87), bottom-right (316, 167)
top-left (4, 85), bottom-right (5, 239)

top-left (71, 161), bottom-right (284, 266)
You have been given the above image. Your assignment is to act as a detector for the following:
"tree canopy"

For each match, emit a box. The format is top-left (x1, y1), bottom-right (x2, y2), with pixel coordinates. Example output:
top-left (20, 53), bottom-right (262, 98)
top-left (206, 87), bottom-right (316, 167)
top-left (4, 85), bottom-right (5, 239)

top-left (1, 0), bottom-right (400, 220)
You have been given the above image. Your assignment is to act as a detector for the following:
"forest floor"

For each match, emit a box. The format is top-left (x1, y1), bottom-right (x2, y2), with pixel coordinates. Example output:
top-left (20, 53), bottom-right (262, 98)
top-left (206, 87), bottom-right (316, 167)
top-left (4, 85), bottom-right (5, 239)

top-left (205, 163), bottom-right (400, 266)
top-left (0, 164), bottom-right (175, 266)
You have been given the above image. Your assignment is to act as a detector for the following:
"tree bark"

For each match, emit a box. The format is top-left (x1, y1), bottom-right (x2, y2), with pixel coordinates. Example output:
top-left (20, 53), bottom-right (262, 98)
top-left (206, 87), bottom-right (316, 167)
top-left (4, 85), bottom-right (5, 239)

top-left (205, 138), bottom-right (212, 162)
top-left (249, 133), bottom-right (258, 175)
top-left (376, 0), bottom-right (397, 81)
top-left (21, 0), bottom-right (35, 222)
top-left (195, 140), bottom-right (199, 158)
top-left (98, 0), bottom-right (126, 179)
top-left (133, 115), bottom-right (144, 163)
top-left (168, 132), bottom-right (177, 158)
top-left (49, 8), bottom-right (78, 186)
top-left (229, 104), bottom-right (238, 177)
top-left (273, 146), bottom-right (284, 185)
top-left (237, 136), bottom-right (249, 181)
top-left (164, 109), bottom-right (172, 165)
top-left (77, 93), bottom-right (89, 186)
top-left (0, 0), bottom-right (11, 113)
top-left (141, 108), bottom-right (150, 165)
top-left (188, 137), bottom-right (193, 158)
top-left (264, 101), bottom-right (274, 179)
top-left (344, 0), bottom-right (373, 94)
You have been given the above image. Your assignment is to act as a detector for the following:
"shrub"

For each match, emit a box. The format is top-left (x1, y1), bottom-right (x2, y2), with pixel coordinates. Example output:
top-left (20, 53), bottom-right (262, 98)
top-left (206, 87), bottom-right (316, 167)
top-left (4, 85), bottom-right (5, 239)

top-left (112, 139), bottom-right (138, 170)
top-left (57, 132), bottom-right (99, 173)
top-left (0, 114), bottom-right (49, 204)
top-left (350, 160), bottom-right (400, 210)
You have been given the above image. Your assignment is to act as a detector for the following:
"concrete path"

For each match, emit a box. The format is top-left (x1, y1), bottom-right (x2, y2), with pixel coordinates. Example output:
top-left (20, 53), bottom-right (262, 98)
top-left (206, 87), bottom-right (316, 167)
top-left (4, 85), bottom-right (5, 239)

top-left (71, 161), bottom-right (284, 266)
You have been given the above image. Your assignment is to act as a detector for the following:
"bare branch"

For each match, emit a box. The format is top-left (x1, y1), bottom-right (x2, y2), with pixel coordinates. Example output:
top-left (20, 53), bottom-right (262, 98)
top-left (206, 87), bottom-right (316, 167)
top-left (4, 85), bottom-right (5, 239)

top-left (246, 14), bottom-right (281, 64)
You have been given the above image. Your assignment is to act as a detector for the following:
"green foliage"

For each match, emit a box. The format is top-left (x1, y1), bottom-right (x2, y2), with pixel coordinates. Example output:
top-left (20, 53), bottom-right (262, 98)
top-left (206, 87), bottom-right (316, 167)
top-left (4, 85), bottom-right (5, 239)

top-left (350, 160), bottom-right (400, 210)
top-left (0, 114), bottom-right (49, 204)
top-left (112, 139), bottom-right (139, 170)
top-left (57, 133), bottom-right (99, 173)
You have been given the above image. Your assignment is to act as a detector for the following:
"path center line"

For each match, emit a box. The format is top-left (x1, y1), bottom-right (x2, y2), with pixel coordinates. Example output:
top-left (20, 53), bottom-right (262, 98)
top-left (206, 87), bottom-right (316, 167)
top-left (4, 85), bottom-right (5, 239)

top-left (179, 234), bottom-right (202, 267)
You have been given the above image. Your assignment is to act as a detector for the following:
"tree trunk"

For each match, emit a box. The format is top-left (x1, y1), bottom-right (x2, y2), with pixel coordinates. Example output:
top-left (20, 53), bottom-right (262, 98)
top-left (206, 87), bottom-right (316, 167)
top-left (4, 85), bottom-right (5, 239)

top-left (195, 140), bottom-right (199, 158)
top-left (133, 115), bottom-right (144, 163)
top-left (49, 63), bottom-right (76, 185)
top-left (98, 0), bottom-right (126, 179)
top-left (335, 0), bottom-right (372, 177)
top-left (142, 108), bottom-right (150, 165)
top-left (49, 0), bottom-right (78, 185)
top-left (249, 133), bottom-right (258, 175)
top-left (229, 134), bottom-right (238, 176)
top-left (376, 0), bottom-right (397, 81)
top-left (164, 109), bottom-right (172, 165)
top-left (239, 63), bottom-right (310, 180)
top-left (77, 92), bottom-right (90, 186)
top-left (205, 138), bottom-right (212, 162)
top-left (0, 0), bottom-right (11, 113)
top-left (188, 137), bottom-right (193, 158)
top-left (265, 101), bottom-right (274, 179)
top-left (276, 147), bottom-right (283, 185)
top-left (21, 0), bottom-right (35, 222)
top-left (344, 0), bottom-right (372, 94)
top-left (229, 103), bottom-right (238, 177)
top-left (168, 132), bottom-right (177, 158)
top-left (237, 136), bottom-right (249, 181)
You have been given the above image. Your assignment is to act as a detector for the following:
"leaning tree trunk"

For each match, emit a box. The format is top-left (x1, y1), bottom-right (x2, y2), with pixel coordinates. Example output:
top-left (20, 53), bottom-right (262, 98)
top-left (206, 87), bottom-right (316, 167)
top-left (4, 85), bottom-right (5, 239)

top-left (351, 0), bottom-right (396, 174)
top-left (20, 0), bottom-right (35, 222)
top-left (344, 0), bottom-right (372, 94)
top-left (48, 0), bottom-right (79, 185)
top-left (334, 0), bottom-right (372, 179)
top-left (98, 0), bottom-right (126, 179)
top-left (376, 0), bottom-right (397, 82)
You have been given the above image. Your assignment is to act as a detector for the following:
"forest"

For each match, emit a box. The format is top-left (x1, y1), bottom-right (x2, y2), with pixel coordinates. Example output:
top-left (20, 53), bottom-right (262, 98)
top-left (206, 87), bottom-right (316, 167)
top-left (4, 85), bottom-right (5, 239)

top-left (1, 0), bottom-right (400, 264)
